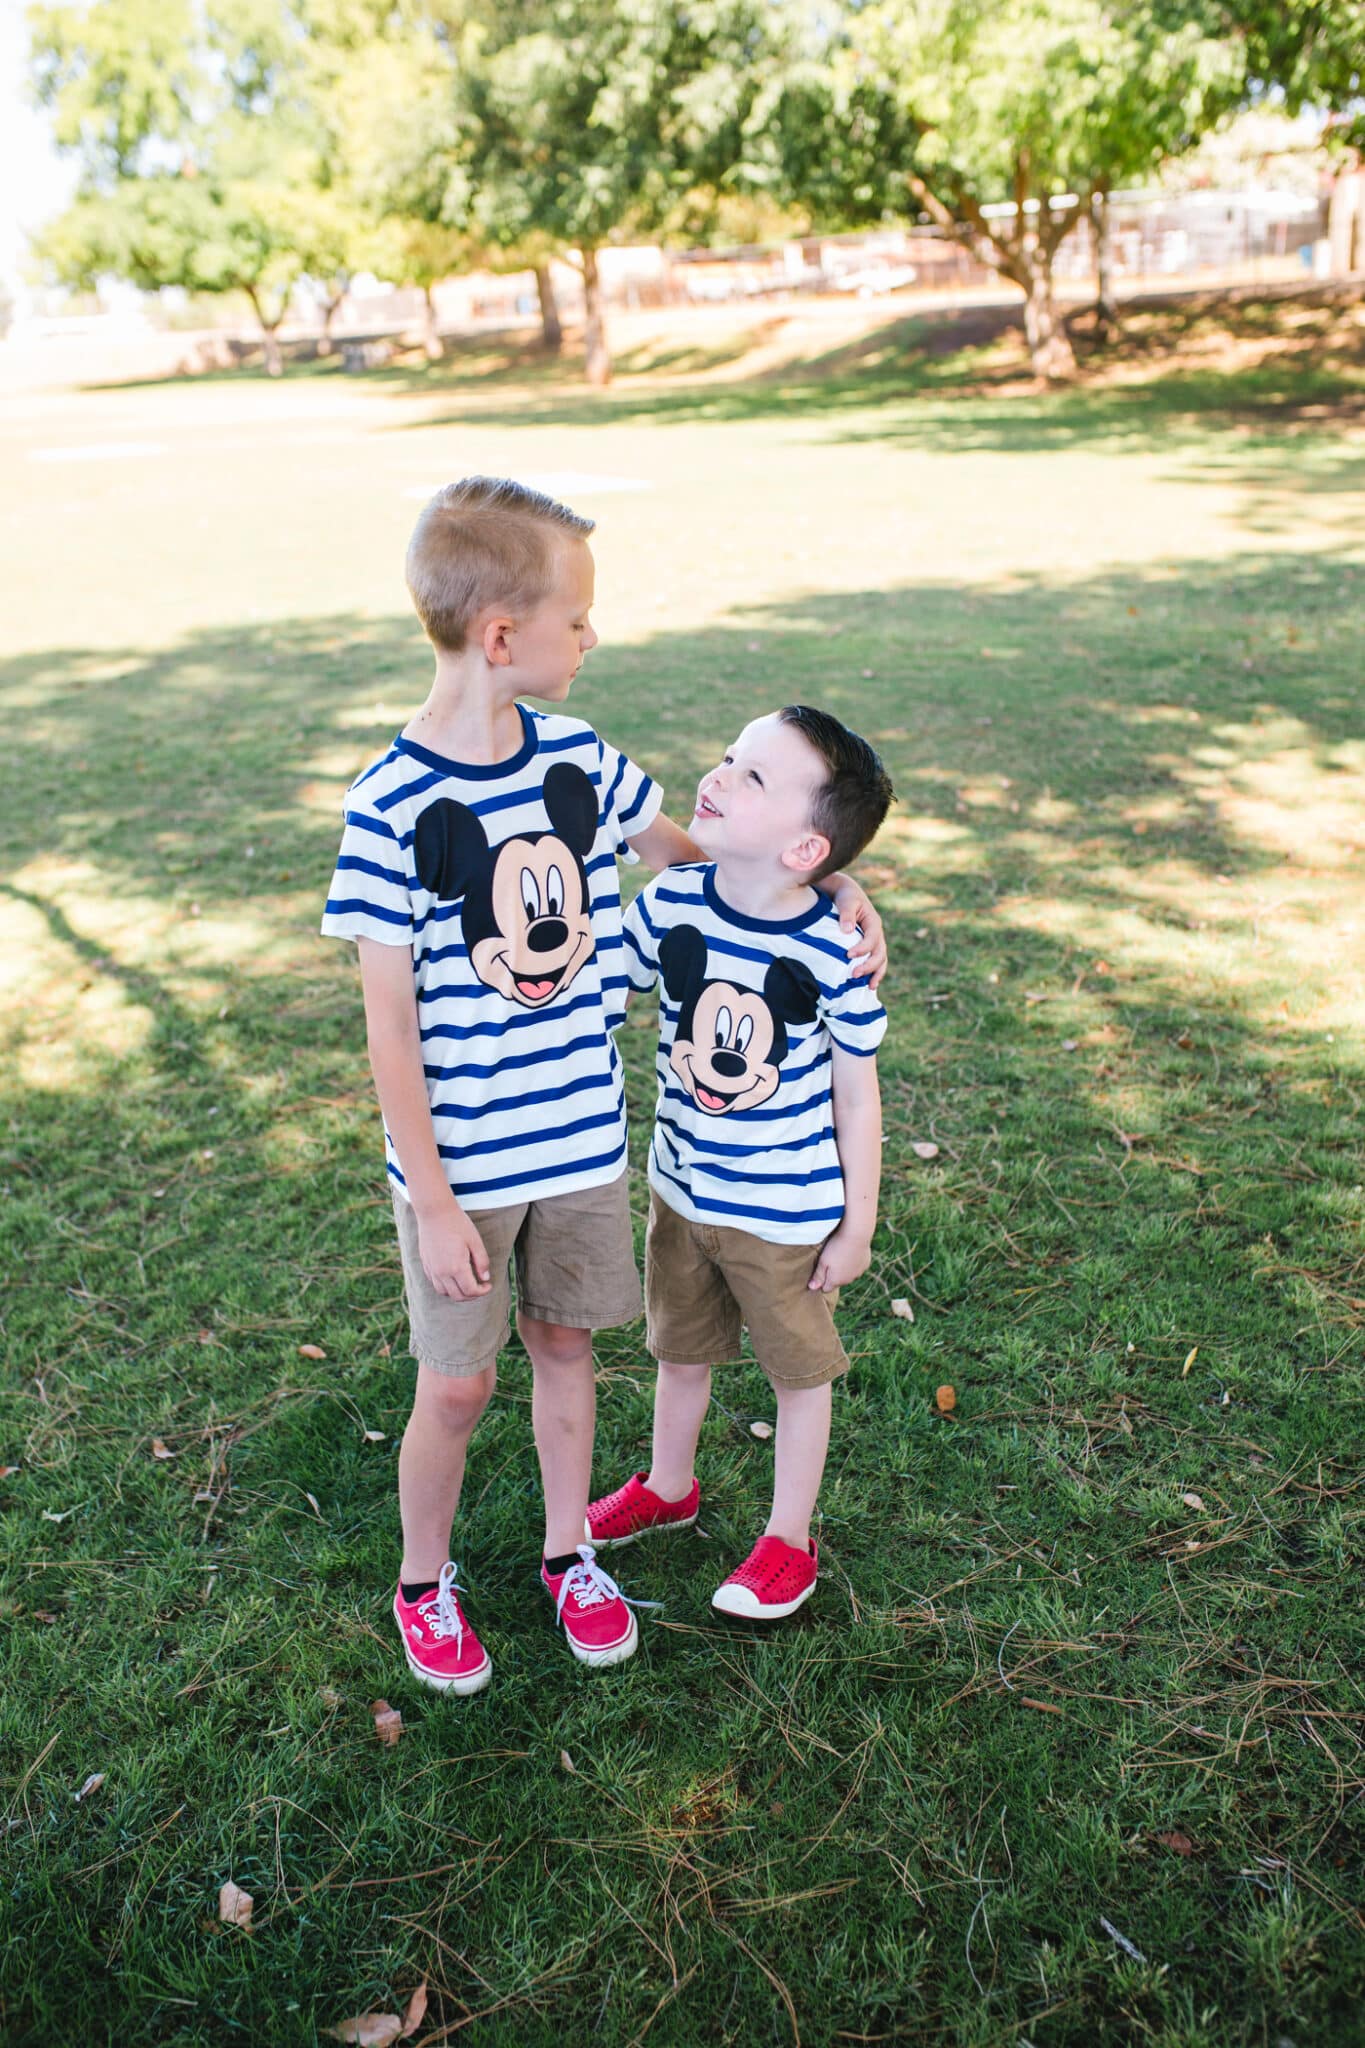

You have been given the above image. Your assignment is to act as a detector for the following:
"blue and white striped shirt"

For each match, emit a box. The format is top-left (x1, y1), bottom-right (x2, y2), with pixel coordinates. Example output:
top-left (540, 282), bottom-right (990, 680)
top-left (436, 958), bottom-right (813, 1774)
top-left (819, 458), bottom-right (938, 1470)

top-left (624, 865), bottom-right (886, 1246)
top-left (321, 706), bottom-right (661, 1210)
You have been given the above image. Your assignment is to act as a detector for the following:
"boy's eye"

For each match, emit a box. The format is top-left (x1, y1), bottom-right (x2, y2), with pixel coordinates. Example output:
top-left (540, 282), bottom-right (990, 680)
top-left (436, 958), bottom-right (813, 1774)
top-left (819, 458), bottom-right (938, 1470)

top-left (714, 1005), bottom-right (734, 1049)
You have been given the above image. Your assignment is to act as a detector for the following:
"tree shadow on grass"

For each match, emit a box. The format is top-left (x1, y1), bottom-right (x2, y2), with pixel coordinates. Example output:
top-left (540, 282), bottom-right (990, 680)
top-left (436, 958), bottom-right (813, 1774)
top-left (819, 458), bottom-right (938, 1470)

top-left (1, 545), bottom-right (1362, 2043)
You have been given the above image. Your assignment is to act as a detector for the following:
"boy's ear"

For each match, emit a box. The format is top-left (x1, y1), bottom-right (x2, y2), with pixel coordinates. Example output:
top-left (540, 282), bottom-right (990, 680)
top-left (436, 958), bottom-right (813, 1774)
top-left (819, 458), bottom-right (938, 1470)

top-left (541, 761), bottom-right (598, 857)
top-left (480, 612), bottom-right (515, 667)
top-left (763, 957), bottom-right (821, 1027)
top-left (659, 924), bottom-right (708, 1006)
top-left (780, 829), bottom-right (832, 878)
top-left (413, 798), bottom-right (491, 899)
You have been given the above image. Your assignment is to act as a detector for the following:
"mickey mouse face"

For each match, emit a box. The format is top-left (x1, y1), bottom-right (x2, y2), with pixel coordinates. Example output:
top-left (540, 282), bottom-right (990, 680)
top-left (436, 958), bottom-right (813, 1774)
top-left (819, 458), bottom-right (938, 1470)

top-left (472, 833), bottom-right (594, 1007)
top-left (659, 924), bottom-right (820, 1119)
top-left (671, 979), bottom-right (783, 1114)
top-left (412, 761), bottom-right (599, 1010)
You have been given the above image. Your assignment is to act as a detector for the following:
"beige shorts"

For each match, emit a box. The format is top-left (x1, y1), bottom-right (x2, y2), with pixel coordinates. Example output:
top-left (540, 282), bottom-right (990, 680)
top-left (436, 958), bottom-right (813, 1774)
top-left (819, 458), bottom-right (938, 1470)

top-left (392, 1172), bottom-right (641, 1377)
top-left (644, 1190), bottom-right (848, 1391)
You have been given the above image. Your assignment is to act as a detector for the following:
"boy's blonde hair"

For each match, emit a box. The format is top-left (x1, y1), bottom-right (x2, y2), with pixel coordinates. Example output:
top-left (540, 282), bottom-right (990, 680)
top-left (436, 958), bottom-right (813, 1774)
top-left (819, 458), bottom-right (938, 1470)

top-left (405, 476), bottom-right (595, 652)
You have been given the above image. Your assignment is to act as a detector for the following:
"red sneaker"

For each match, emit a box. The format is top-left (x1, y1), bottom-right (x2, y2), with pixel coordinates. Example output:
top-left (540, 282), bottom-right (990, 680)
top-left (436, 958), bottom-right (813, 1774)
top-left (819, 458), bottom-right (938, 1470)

top-left (541, 1544), bottom-right (644, 1667)
top-left (392, 1562), bottom-right (492, 1694)
top-left (585, 1471), bottom-right (700, 1549)
top-left (711, 1536), bottom-right (819, 1620)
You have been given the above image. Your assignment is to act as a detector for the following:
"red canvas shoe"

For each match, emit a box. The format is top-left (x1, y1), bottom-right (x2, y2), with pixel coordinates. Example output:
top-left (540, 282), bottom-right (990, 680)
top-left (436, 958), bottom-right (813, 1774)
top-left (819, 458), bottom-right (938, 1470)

top-left (541, 1544), bottom-right (645, 1667)
top-left (585, 1471), bottom-right (700, 1549)
top-left (393, 1561), bottom-right (492, 1694)
top-left (711, 1536), bottom-right (819, 1620)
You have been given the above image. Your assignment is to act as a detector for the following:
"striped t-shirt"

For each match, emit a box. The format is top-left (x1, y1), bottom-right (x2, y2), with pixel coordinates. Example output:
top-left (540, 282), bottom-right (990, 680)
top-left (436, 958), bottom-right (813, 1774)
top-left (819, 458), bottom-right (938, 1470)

top-left (321, 704), bottom-right (661, 1210)
top-left (624, 865), bottom-right (886, 1246)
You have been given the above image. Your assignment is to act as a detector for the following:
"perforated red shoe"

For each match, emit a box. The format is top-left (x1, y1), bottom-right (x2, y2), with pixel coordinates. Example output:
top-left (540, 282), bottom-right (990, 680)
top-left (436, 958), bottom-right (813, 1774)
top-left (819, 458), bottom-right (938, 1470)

top-left (585, 1471), bottom-right (700, 1549)
top-left (711, 1536), bottom-right (818, 1620)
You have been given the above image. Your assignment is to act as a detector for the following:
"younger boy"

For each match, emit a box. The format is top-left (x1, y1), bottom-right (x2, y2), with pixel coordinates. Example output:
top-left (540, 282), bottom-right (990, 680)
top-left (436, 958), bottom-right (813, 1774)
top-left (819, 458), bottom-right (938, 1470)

top-left (321, 480), bottom-right (884, 1692)
top-left (587, 707), bottom-right (893, 1618)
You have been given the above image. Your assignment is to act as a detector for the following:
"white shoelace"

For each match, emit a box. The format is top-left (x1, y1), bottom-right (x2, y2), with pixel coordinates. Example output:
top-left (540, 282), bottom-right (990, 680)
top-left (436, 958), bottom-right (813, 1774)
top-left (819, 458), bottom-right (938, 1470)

top-left (417, 1561), bottom-right (466, 1650)
top-left (554, 1543), bottom-right (661, 1619)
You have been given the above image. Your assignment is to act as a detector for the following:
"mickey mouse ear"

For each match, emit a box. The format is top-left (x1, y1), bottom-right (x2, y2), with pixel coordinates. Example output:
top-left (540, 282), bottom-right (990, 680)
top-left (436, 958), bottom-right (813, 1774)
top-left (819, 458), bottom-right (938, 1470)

top-left (414, 798), bottom-right (487, 898)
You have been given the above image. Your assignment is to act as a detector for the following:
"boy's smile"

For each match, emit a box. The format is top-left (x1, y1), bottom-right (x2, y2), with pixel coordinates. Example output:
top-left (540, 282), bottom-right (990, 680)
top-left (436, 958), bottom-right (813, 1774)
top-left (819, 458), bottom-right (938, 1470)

top-left (691, 715), bottom-right (826, 874)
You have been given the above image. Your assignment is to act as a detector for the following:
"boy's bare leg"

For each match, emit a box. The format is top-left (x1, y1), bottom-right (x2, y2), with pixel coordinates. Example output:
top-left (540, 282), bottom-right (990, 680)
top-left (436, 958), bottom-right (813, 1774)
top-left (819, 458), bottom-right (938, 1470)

top-left (399, 1363), bottom-right (496, 1583)
top-left (645, 1359), bottom-right (712, 1501)
top-left (765, 1380), bottom-right (833, 1553)
top-left (518, 1312), bottom-right (597, 1559)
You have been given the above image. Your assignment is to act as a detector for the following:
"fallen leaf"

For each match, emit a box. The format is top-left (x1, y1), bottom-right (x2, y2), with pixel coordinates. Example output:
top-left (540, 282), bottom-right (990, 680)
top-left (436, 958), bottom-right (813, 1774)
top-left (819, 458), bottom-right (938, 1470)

top-left (378, 1342), bottom-right (392, 1359)
top-left (33, 1610), bottom-right (59, 1623)
top-left (319, 1687), bottom-right (342, 1710)
top-left (400, 1984), bottom-right (428, 2039)
top-left (325, 2017), bottom-right (402, 2047)
top-left (934, 1385), bottom-right (956, 1415)
top-left (151, 1438), bottom-right (176, 1460)
top-left (1019, 1696), bottom-right (1064, 1715)
top-left (0, 1466), bottom-right (17, 1480)
top-left (371, 1699), bottom-right (403, 1747)
top-left (749, 1420), bottom-right (773, 1440)
top-left (1181, 1346), bottom-right (1198, 1377)
top-left (1061, 1039), bottom-right (1078, 1052)
top-left (298, 1343), bottom-right (327, 1361)
top-left (304, 1492), bottom-right (323, 1518)
top-left (1094, 960), bottom-right (1110, 974)
top-left (890, 1297), bottom-right (915, 1323)
top-left (363, 1429), bottom-right (386, 1443)
top-left (218, 1880), bottom-right (254, 1932)
top-left (559, 1749), bottom-right (576, 1774)
top-left (1181, 1492), bottom-right (1205, 1512)
top-left (1155, 1829), bottom-right (1195, 1855)
top-left (74, 1772), bottom-right (105, 1801)
top-left (911, 1140), bottom-right (940, 1161)
top-left (42, 1508), bottom-right (75, 1523)
top-left (1175, 1031), bottom-right (1194, 1050)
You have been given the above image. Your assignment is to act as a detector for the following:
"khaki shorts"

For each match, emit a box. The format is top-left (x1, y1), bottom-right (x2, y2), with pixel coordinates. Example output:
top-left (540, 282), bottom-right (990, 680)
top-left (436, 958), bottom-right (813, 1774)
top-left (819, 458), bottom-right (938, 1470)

top-left (392, 1172), bottom-right (641, 1377)
top-left (645, 1190), bottom-right (848, 1391)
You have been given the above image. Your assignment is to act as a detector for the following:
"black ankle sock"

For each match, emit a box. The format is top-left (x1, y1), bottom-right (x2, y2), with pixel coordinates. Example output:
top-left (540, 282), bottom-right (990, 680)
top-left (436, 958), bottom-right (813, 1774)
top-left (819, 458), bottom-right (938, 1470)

top-left (544, 1551), bottom-right (580, 1576)
top-left (401, 1579), bottom-right (439, 1604)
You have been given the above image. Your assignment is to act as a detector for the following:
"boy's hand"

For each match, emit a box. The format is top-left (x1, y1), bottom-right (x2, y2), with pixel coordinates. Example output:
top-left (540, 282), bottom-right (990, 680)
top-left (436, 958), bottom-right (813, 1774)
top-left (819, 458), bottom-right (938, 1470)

top-left (416, 1198), bottom-right (493, 1299)
top-left (808, 1225), bottom-right (872, 1293)
top-left (828, 877), bottom-right (887, 990)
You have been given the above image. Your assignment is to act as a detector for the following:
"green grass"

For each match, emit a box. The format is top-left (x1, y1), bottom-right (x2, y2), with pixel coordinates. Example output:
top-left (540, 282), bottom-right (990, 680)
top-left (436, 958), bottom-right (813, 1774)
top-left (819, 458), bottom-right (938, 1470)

top-left (2, 294), bottom-right (1363, 2046)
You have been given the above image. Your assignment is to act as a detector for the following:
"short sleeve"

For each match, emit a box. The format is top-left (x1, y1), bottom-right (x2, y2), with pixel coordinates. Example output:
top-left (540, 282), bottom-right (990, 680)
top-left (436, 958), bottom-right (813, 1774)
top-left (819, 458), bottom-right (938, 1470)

top-left (821, 968), bottom-right (887, 1057)
top-left (622, 890), bottom-right (662, 994)
top-left (599, 740), bottom-right (662, 863)
top-left (320, 806), bottom-right (413, 946)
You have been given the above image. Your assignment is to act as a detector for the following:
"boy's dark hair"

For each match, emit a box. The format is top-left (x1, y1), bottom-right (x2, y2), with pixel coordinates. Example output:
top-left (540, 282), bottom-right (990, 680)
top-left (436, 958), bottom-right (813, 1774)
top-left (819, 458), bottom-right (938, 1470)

top-left (406, 475), bottom-right (595, 653)
top-left (778, 704), bottom-right (894, 879)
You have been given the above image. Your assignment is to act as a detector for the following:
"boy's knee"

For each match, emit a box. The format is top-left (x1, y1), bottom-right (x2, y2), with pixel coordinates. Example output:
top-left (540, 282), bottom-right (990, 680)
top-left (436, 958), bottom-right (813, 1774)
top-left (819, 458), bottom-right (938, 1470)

top-left (415, 1365), bottom-right (496, 1429)
top-left (518, 1312), bottom-right (592, 1370)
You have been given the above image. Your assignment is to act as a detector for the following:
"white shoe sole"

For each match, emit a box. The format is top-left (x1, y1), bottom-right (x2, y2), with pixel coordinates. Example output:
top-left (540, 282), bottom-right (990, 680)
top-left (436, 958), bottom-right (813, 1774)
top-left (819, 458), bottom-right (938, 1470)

top-left (400, 1638), bottom-right (493, 1694)
top-left (563, 1608), bottom-right (639, 1667)
top-left (583, 1509), bottom-right (698, 1551)
top-left (711, 1578), bottom-right (816, 1621)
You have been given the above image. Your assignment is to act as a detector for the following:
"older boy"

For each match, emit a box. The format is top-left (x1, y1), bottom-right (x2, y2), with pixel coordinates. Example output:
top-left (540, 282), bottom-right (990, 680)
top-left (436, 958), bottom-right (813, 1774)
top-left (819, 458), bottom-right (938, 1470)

top-left (587, 707), bottom-right (893, 1619)
top-left (322, 481), bottom-right (883, 1692)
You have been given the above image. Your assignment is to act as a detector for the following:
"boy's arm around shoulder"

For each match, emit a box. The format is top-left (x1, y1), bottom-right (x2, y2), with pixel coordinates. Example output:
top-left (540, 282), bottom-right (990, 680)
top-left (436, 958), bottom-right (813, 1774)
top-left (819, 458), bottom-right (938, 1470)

top-left (809, 1043), bottom-right (881, 1294)
top-left (624, 810), bottom-right (701, 872)
top-left (356, 938), bottom-right (492, 1299)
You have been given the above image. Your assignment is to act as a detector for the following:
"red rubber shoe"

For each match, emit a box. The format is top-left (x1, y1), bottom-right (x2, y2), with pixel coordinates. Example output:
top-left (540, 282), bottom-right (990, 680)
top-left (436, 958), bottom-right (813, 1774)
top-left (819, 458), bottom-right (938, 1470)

top-left (541, 1544), bottom-right (644, 1667)
top-left (393, 1561), bottom-right (492, 1694)
top-left (711, 1536), bottom-right (819, 1620)
top-left (585, 1471), bottom-right (700, 1549)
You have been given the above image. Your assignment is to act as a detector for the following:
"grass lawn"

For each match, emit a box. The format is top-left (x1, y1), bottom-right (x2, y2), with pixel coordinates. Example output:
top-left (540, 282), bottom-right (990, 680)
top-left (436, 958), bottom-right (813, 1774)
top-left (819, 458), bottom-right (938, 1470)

top-left (1, 291), bottom-right (1363, 2046)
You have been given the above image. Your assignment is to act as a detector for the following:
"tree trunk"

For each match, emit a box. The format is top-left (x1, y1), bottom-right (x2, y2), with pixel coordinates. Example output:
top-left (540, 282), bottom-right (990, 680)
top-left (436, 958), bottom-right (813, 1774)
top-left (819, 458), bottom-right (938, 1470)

top-left (1092, 188), bottom-right (1117, 342)
top-left (245, 285), bottom-right (285, 375)
top-left (421, 284), bottom-right (444, 360)
top-left (581, 246), bottom-right (610, 386)
top-left (535, 264), bottom-right (563, 353)
top-left (1020, 253), bottom-right (1075, 380)
top-left (317, 283), bottom-right (348, 357)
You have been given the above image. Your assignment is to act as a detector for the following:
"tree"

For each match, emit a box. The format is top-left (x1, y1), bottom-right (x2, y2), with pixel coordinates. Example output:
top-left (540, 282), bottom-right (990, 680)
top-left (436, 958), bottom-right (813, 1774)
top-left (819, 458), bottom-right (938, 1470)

top-left (1155, 3), bottom-right (1365, 148)
top-left (460, 0), bottom-right (774, 384)
top-left (778, 1), bottom-right (1239, 377)
top-left (28, 0), bottom-right (370, 368)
